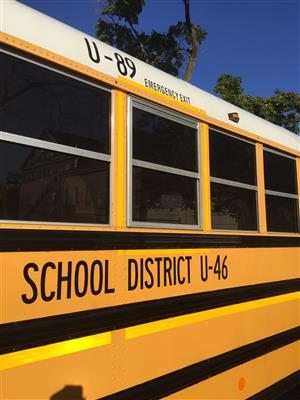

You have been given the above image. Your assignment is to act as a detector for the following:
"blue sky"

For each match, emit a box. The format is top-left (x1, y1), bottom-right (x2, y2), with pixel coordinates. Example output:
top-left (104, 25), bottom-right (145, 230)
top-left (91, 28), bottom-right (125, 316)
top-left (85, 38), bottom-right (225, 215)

top-left (19, 0), bottom-right (299, 98)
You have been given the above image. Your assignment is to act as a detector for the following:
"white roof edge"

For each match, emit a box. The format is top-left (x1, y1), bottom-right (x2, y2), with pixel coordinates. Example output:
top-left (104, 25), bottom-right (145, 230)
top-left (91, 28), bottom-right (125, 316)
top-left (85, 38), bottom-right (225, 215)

top-left (1, 0), bottom-right (299, 152)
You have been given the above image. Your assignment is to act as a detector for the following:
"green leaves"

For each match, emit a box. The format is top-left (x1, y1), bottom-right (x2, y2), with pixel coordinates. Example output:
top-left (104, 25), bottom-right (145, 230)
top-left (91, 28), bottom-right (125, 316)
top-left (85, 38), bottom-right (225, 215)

top-left (101, 0), bottom-right (145, 25)
top-left (96, 0), bottom-right (206, 79)
top-left (214, 74), bottom-right (300, 134)
top-left (214, 74), bottom-right (244, 103)
top-left (266, 90), bottom-right (300, 134)
top-left (168, 21), bottom-right (207, 49)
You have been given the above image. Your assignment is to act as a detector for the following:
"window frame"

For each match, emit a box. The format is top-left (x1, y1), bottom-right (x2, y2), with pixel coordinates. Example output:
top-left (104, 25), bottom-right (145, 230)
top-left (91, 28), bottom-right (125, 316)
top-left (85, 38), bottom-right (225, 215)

top-left (209, 127), bottom-right (259, 232)
top-left (0, 47), bottom-right (113, 226)
top-left (127, 96), bottom-right (201, 229)
top-left (263, 146), bottom-right (299, 233)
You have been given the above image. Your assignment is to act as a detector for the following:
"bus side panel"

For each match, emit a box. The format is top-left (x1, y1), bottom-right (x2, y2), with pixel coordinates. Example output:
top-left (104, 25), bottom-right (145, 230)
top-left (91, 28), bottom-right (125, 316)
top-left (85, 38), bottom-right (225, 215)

top-left (1, 247), bottom-right (299, 324)
top-left (164, 342), bottom-right (300, 399)
top-left (1, 301), bottom-right (299, 398)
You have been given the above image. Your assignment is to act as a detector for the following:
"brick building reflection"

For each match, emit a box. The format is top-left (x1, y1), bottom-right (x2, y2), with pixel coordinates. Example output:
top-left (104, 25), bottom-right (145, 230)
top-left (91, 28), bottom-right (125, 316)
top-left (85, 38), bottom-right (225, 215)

top-left (1, 130), bottom-right (109, 223)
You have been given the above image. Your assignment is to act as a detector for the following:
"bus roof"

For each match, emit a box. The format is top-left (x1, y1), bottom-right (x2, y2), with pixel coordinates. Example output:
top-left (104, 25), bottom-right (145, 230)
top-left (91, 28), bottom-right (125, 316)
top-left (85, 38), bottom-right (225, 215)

top-left (1, 0), bottom-right (299, 152)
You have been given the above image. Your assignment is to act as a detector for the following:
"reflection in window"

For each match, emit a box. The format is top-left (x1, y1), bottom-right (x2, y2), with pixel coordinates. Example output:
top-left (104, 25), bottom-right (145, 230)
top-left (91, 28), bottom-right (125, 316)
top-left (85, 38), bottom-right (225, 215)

top-left (264, 150), bottom-right (297, 194)
top-left (211, 183), bottom-right (257, 231)
top-left (133, 108), bottom-right (198, 172)
top-left (209, 129), bottom-right (258, 231)
top-left (132, 167), bottom-right (198, 225)
top-left (265, 195), bottom-right (299, 233)
top-left (0, 51), bottom-right (111, 154)
top-left (209, 129), bottom-right (256, 185)
top-left (0, 141), bottom-right (109, 223)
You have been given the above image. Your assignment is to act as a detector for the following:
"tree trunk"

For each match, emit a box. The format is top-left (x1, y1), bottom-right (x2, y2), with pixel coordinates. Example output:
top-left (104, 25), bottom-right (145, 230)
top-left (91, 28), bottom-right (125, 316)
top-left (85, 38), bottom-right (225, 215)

top-left (183, 0), bottom-right (199, 82)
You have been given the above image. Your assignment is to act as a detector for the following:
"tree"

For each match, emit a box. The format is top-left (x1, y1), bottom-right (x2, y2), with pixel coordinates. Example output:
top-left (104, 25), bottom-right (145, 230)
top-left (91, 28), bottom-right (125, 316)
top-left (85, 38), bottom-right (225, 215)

top-left (95, 0), bottom-right (207, 80)
top-left (96, 1), bottom-right (299, 134)
top-left (214, 74), bottom-right (300, 134)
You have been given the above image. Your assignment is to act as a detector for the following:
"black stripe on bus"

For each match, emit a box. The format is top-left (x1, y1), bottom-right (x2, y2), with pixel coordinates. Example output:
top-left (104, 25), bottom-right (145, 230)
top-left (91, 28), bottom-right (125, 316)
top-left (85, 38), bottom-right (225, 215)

top-left (1, 278), bottom-right (299, 354)
top-left (98, 327), bottom-right (300, 400)
top-left (1, 229), bottom-right (299, 252)
top-left (248, 370), bottom-right (300, 400)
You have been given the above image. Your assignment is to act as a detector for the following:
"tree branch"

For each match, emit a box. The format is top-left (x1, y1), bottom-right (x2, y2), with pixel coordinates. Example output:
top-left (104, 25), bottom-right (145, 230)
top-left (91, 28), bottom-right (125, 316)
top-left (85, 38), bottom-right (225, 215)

top-left (127, 20), bottom-right (150, 63)
top-left (183, 0), bottom-right (199, 81)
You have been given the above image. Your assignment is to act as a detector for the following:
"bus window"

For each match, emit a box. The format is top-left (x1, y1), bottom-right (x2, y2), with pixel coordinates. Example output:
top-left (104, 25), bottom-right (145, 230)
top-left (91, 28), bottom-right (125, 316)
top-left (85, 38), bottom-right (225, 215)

top-left (129, 99), bottom-right (200, 228)
top-left (209, 128), bottom-right (258, 231)
top-left (0, 51), bottom-right (111, 225)
top-left (0, 51), bottom-right (111, 154)
top-left (264, 149), bottom-right (299, 232)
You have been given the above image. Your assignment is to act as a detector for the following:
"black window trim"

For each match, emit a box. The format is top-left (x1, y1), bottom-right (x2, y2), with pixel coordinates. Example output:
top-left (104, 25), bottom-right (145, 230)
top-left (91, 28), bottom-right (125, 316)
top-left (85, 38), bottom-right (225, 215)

top-left (0, 47), bottom-right (113, 227)
top-left (128, 96), bottom-right (201, 230)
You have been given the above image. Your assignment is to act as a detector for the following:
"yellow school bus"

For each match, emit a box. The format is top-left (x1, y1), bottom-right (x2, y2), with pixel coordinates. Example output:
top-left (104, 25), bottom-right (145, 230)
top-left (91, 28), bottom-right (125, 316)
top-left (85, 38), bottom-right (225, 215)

top-left (1, 1), bottom-right (299, 399)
